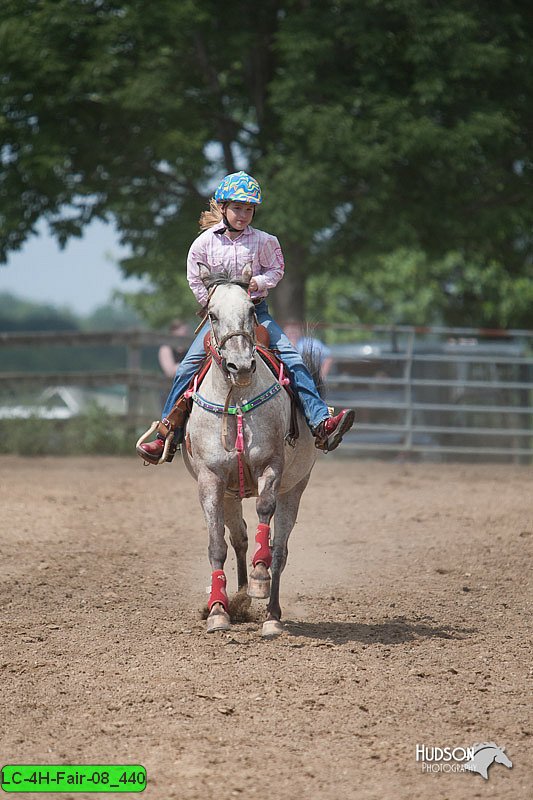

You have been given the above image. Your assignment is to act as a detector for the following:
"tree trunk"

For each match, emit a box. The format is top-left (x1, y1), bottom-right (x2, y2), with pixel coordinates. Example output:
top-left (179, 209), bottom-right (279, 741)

top-left (269, 241), bottom-right (307, 323)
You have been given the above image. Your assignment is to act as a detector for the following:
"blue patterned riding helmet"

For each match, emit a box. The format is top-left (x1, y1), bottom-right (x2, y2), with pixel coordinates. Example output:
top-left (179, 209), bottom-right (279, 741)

top-left (214, 171), bottom-right (262, 204)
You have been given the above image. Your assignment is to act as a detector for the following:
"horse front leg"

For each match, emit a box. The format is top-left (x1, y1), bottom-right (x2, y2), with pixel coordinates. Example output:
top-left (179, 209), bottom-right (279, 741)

top-left (198, 470), bottom-right (230, 633)
top-left (248, 464), bottom-right (280, 601)
top-left (223, 497), bottom-right (253, 622)
top-left (262, 474), bottom-right (311, 639)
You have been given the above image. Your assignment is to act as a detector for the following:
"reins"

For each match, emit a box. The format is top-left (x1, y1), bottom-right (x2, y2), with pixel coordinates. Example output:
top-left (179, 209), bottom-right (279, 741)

top-left (201, 283), bottom-right (261, 497)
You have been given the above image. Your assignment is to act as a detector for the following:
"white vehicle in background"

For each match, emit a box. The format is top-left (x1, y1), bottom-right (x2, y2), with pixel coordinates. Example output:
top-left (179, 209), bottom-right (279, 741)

top-left (0, 386), bottom-right (127, 420)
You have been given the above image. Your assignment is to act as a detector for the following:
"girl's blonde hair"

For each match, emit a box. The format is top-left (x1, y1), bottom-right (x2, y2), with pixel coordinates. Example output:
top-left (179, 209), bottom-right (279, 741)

top-left (199, 198), bottom-right (224, 231)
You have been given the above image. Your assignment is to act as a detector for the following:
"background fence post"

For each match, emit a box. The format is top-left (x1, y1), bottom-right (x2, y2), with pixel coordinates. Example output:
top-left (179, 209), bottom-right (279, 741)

top-left (403, 330), bottom-right (415, 456)
top-left (126, 332), bottom-right (143, 421)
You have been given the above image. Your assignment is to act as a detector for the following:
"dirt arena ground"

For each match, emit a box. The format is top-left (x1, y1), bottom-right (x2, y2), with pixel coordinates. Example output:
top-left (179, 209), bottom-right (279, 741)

top-left (1, 455), bottom-right (531, 800)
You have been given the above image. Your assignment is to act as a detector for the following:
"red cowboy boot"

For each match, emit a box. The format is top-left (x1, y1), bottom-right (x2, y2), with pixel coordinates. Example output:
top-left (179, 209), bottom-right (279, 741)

top-left (136, 397), bottom-right (190, 465)
top-left (314, 408), bottom-right (355, 452)
top-left (136, 430), bottom-right (182, 465)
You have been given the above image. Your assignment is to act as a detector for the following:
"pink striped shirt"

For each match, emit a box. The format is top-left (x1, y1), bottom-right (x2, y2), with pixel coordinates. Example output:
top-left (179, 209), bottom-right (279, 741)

top-left (186, 224), bottom-right (285, 307)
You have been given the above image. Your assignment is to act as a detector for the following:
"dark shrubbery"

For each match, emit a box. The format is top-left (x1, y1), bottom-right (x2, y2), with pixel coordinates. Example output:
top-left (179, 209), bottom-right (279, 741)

top-left (0, 404), bottom-right (137, 456)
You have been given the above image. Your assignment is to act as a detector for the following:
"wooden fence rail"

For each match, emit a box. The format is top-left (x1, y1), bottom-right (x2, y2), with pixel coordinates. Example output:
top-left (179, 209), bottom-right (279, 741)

top-left (1, 326), bottom-right (532, 461)
top-left (0, 329), bottom-right (186, 418)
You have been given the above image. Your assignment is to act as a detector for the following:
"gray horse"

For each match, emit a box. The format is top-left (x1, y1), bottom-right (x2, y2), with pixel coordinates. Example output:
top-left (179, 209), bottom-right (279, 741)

top-left (182, 264), bottom-right (317, 637)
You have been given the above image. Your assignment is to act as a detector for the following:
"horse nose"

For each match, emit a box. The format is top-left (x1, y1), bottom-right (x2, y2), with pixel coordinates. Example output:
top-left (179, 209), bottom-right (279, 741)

top-left (226, 357), bottom-right (255, 375)
top-left (226, 358), bottom-right (254, 385)
top-left (226, 361), bottom-right (252, 376)
top-left (227, 362), bottom-right (253, 375)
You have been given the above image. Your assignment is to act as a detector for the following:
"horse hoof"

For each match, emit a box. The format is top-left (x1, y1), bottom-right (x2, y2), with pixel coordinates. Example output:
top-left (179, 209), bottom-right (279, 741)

top-left (262, 619), bottom-right (283, 638)
top-left (247, 575), bottom-right (271, 599)
top-left (206, 610), bottom-right (231, 633)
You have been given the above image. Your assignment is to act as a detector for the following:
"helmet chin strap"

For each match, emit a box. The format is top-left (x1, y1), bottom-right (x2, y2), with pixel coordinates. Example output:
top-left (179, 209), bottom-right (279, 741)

top-left (222, 213), bottom-right (240, 233)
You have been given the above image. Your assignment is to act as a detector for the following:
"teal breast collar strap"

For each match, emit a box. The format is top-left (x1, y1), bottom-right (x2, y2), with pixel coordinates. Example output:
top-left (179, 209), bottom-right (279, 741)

top-left (191, 382), bottom-right (282, 415)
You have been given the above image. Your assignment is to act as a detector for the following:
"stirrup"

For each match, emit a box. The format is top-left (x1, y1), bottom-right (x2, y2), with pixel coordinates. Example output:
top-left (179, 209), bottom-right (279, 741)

top-left (136, 421), bottom-right (175, 465)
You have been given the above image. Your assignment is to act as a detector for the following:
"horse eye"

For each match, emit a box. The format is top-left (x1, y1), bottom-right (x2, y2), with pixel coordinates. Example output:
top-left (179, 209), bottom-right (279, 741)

top-left (210, 314), bottom-right (218, 323)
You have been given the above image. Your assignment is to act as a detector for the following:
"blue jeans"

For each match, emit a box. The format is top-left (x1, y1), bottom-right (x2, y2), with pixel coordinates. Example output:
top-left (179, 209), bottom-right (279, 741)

top-left (162, 300), bottom-right (329, 429)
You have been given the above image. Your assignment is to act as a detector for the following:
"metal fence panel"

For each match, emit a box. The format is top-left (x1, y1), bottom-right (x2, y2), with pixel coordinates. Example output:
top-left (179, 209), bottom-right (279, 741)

top-left (323, 326), bottom-right (532, 462)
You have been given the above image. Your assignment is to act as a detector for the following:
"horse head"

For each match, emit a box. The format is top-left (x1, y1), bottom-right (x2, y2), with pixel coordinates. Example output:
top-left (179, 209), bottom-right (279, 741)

top-left (494, 747), bottom-right (512, 769)
top-left (199, 262), bottom-right (257, 387)
top-left (464, 743), bottom-right (512, 779)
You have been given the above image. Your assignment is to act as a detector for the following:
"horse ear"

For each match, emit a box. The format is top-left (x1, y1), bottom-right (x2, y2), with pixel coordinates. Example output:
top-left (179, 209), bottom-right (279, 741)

top-left (197, 262), bottom-right (211, 285)
top-left (241, 262), bottom-right (253, 285)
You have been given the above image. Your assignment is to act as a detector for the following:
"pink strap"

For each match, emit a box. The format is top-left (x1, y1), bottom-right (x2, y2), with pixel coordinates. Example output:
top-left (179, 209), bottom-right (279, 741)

top-left (278, 362), bottom-right (290, 387)
top-left (235, 413), bottom-right (246, 498)
top-left (184, 374), bottom-right (198, 399)
top-left (235, 412), bottom-right (244, 452)
top-left (237, 453), bottom-right (245, 498)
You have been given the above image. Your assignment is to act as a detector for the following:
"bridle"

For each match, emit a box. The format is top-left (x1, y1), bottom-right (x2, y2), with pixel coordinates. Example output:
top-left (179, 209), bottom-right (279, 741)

top-left (205, 284), bottom-right (257, 371)
top-left (209, 321), bottom-right (256, 355)
top-left (201, 285), bottom-right (259, 471)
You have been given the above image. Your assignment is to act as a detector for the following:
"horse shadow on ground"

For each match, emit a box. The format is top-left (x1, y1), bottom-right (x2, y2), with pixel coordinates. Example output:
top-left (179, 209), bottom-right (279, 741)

top-left (283, 616), bottom-right (476, 645)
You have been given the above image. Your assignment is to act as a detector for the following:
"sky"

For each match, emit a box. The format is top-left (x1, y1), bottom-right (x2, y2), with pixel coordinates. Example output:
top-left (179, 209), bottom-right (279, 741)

top-left (0, 219), bottom-right (150, 315)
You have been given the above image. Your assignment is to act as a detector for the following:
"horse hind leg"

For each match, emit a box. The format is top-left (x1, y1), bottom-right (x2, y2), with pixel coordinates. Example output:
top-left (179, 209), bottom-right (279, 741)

top-left (224, 496), bottom-right (248, 592)
top-left (248, 465), bottom-right (280, 600)
top-left (247, 526), bottom-right (272, 599)
top-left (262, 474), bottom-right (310, 639)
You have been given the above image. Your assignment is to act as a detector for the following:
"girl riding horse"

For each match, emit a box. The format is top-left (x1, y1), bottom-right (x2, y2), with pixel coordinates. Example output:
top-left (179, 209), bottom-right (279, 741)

top-left (136, 171), bottom-right (355, 464)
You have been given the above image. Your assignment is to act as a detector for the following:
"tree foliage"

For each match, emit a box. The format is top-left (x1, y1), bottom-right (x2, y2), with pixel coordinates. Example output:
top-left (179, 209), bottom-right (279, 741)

top-left (1, 0), bottom-right (531, 327)
top-left (0, 292), bottom-right (147, 371)
top-left (0, 291), bottom-right (79, 331)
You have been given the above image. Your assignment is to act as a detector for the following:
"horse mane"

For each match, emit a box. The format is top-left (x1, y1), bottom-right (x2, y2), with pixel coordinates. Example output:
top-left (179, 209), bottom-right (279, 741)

top-left (204, 269), bottom-right (250, 293)
top-left (472, 743), bottom-right (501, 752)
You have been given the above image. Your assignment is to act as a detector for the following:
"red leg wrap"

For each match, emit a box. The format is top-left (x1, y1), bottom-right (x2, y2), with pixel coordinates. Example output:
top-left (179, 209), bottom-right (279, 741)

top-left (208, 569), bottom-right (228, 612)
top-left (252, 523), bottom-right (272, 568)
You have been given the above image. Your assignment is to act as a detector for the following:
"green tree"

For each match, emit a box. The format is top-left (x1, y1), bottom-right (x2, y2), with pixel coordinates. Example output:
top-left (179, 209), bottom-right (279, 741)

top-left (0, 292), bottom-right (146, 371)
top-left (1, 0), bottom-right (531, 326)
top-left (267, 1), bottom-right (533, 326)
top-left (0, 292), bottom-right (79, 331)
top-left (82, 297), bottom-right (144, 331)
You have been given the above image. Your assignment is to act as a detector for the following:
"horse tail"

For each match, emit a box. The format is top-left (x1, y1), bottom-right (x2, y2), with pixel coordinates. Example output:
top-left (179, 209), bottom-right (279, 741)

top-left (300, 336), bottom-right (326, 399)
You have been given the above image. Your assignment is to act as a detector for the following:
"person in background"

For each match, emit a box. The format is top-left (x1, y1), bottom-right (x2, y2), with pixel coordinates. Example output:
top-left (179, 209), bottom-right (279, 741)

top-left (158, 320), bottom-right (191, 379)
